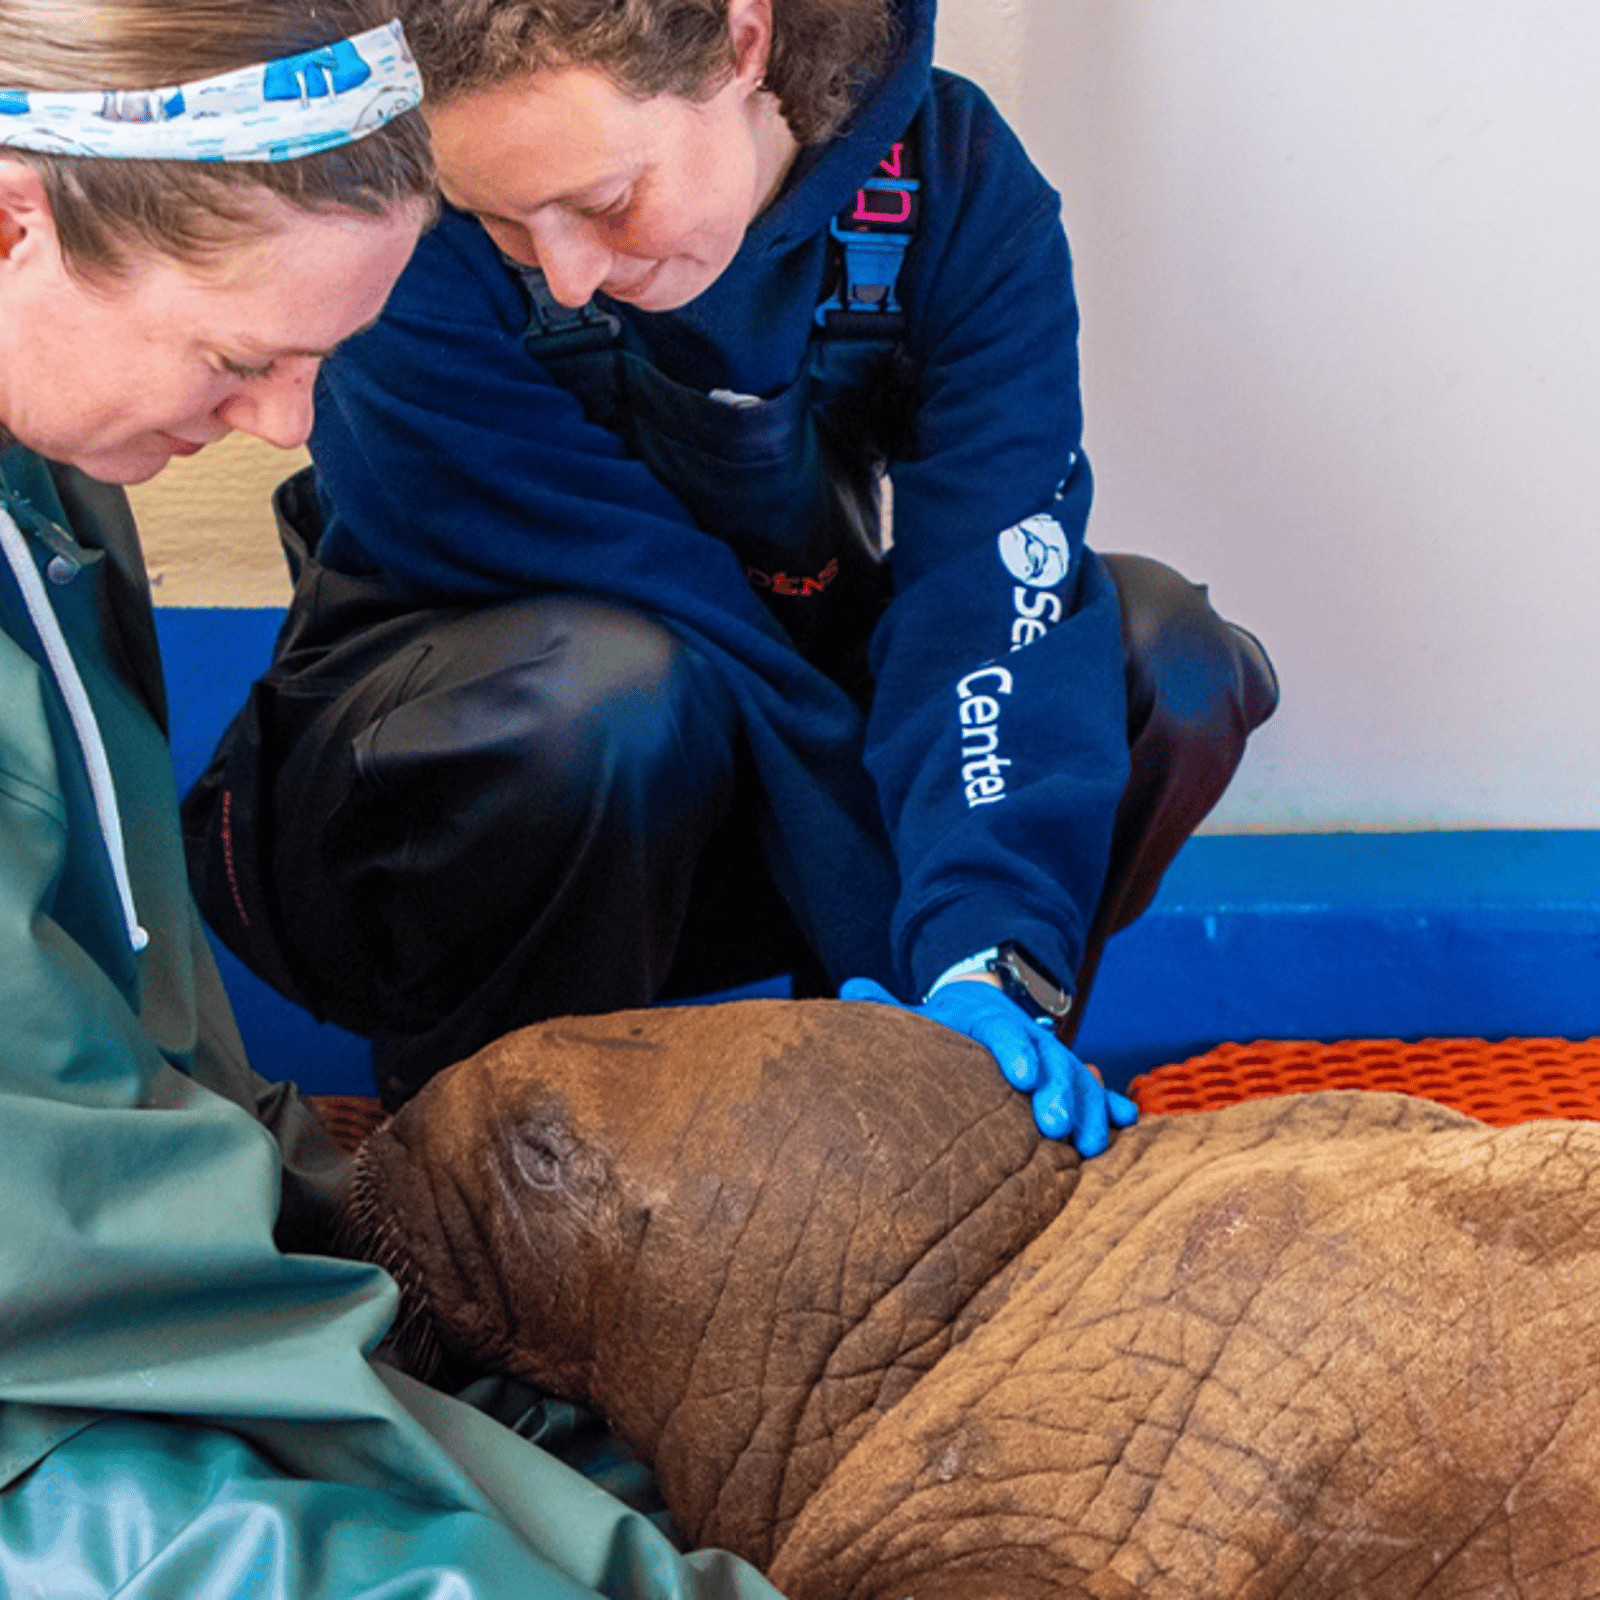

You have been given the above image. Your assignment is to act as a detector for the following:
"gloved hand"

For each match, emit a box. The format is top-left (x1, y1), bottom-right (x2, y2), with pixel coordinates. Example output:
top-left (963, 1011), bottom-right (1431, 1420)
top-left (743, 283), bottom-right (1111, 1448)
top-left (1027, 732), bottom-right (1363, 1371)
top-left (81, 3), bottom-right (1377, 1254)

top-left (839, 975), bottom-right (1138, 1156)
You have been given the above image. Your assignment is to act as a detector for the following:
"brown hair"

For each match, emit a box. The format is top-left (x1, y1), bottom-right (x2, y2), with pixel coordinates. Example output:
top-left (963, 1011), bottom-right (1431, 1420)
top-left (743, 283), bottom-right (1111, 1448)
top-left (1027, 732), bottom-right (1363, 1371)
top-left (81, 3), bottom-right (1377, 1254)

top-left (395, 0), bottom-right (898, 145)
top-left (0, 0), bottom-right (435, 278)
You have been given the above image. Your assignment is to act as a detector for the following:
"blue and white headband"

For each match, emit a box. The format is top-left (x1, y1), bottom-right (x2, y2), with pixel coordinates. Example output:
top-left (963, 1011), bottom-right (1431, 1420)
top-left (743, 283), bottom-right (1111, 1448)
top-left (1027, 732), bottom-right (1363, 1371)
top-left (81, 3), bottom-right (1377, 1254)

top-left (0, 19), bottom-right (421, 163)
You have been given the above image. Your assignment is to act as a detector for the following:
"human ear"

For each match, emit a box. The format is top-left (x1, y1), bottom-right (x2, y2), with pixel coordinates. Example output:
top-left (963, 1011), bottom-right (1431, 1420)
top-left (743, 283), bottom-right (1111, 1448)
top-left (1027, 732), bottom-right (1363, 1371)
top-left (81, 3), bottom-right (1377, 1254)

top-left (726, 0), bottom-right (776, 90)
top-left (0, 161), bottom-right (58, 266)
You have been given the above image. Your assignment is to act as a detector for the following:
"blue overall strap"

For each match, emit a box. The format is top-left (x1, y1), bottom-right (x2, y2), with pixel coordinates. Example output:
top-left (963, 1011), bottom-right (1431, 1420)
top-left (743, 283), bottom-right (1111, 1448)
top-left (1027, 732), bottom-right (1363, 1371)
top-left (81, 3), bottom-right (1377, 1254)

top-left (815, 126), bottom-right (921, 336)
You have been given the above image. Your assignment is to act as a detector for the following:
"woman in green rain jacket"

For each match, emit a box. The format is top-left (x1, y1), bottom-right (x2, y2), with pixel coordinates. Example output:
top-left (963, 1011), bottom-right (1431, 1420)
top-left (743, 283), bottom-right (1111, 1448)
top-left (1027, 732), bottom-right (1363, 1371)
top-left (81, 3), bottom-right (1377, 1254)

top-left (0, 4), bottom-right (779, 1596)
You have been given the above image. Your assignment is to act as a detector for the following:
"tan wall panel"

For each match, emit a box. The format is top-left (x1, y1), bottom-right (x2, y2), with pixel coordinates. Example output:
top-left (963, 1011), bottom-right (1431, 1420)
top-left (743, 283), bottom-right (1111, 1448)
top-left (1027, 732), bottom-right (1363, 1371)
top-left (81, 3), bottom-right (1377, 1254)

top-left (126, 433), bottom-right (304, 608)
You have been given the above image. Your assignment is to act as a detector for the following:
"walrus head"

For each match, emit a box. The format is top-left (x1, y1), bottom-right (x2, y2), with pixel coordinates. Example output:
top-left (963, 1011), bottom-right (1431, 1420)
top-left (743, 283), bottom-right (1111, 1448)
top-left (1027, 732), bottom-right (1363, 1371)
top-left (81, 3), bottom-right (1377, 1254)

top-left (344, 998), bottom-right (1084, 1558)
top-left (345, 1016), bottom-right (646, 1395)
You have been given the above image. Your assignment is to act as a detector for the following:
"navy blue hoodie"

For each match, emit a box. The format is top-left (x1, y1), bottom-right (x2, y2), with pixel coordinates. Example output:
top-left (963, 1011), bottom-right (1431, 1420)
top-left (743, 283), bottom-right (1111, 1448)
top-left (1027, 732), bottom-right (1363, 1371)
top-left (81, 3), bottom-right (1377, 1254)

top-left (309, 0), bottom-right (1129, 1002)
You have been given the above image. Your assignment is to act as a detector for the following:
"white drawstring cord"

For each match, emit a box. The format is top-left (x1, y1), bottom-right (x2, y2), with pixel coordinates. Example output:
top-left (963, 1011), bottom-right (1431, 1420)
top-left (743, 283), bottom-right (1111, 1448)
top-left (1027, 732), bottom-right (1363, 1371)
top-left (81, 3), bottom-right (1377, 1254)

top-left (0, 504), bottom-right (148, 953)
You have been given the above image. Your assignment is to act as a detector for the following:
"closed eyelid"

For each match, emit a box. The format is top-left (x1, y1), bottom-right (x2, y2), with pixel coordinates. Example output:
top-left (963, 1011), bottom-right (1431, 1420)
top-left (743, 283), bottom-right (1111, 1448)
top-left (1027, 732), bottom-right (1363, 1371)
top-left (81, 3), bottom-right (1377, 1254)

top-left (212, 353), bottom-right (276, 381)
top-left (214, 355), bottom-right (326, 394)
top-left (466, 206), bottom-right (523, 230)
top-left (217, 334), bottom-right (359, 377)
top-left (575, 187), bottom-right (632, 219)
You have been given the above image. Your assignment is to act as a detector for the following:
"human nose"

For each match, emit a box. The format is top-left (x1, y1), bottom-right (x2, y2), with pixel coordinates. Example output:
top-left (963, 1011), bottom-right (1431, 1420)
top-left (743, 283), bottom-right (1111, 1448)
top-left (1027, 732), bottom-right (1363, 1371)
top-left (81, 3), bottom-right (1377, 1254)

top-left (216, 358), bottom-right (319, 450)
top-left (525, 212), bottom-right (614, 308)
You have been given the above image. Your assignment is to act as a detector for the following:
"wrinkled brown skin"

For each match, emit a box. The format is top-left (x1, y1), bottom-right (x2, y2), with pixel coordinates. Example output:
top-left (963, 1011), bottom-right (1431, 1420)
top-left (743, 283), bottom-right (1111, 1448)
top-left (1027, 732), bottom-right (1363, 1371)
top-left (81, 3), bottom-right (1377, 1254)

top-left (346, 1000), bottom-right (1600, 1600)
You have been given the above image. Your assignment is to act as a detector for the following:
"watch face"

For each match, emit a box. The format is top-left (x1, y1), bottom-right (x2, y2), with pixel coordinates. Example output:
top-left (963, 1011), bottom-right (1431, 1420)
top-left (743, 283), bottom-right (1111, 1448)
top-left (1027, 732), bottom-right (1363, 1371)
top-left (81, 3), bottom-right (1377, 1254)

top-left (995, 942), bottom-right (1072, 1020)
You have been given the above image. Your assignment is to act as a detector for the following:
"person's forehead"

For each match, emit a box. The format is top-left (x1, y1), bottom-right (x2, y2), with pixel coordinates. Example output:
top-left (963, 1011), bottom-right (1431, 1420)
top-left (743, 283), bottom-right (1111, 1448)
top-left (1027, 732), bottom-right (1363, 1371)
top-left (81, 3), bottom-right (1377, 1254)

top-left (428, 67), bottom-right (653, 211)
top-left (141, 206), bottom-right (419, 348)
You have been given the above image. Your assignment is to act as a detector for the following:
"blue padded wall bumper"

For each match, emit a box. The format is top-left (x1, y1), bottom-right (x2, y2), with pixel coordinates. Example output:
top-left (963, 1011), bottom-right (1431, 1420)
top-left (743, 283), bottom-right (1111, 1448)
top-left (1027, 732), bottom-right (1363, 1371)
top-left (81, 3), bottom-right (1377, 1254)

top-left (1071, 829), bottom-right (1600, 1087)
top-left (158, 609), bottom-right (1600, 1097)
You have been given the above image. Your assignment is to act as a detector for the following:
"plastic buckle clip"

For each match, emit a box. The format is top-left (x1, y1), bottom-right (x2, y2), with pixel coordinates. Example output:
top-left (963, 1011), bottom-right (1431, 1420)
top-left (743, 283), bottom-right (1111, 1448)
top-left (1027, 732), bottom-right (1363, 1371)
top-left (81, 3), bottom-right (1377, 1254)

top-left (513, 262), bottom-right (622, 356)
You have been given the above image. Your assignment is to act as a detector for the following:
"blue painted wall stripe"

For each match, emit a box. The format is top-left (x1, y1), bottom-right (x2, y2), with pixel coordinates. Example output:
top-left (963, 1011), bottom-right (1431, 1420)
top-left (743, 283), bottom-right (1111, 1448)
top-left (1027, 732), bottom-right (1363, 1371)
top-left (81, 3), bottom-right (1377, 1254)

top-left (1074, 831), bottom-right (1600, 1088)
top-left (157, 610), bottom-right (1600, 1097)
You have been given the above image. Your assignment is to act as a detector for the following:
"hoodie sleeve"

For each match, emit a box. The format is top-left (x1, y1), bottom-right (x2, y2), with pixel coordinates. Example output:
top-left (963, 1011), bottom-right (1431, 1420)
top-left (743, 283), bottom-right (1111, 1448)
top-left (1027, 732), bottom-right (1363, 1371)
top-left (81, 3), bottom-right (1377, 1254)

top-left (867, 74), bottom-right (1131, 999)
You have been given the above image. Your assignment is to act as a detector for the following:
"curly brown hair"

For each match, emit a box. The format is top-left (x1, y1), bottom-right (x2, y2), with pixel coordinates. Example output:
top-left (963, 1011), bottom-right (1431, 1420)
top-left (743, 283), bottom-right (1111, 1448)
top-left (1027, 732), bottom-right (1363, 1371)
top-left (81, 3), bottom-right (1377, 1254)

top-left (395, 0), bottom-right (899, 145)
top-left (0, 0), bottom-right (434, 279)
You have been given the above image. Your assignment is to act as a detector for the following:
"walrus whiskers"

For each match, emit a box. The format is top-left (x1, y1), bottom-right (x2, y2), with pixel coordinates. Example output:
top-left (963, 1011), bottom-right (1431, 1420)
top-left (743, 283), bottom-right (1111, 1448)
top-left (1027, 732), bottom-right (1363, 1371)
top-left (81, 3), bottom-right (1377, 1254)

top-left (340, 1142), bottom-right (448, 1381)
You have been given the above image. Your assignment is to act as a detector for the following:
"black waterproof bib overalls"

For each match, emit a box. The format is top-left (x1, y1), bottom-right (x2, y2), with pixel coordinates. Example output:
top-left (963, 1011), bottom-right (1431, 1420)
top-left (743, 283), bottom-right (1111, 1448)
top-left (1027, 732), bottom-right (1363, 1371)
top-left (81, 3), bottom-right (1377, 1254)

top-left (184, 153), bottom-right (1278, 1109)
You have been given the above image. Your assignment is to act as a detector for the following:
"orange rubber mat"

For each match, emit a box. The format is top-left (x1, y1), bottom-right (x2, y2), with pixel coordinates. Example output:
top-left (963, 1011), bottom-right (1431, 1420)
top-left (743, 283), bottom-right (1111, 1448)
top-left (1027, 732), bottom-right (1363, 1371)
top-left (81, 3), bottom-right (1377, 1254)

top-left (309, 1094), bottom-right (387, 1153)
top-left (1130, 1037), bottom-right (1600, 1126)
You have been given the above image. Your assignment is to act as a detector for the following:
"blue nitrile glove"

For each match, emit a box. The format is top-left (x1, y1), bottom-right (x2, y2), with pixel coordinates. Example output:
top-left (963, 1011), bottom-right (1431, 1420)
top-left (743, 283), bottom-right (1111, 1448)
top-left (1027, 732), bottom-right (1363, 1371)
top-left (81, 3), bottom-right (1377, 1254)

top-left (839, 976), bottom-right (1139, 1156)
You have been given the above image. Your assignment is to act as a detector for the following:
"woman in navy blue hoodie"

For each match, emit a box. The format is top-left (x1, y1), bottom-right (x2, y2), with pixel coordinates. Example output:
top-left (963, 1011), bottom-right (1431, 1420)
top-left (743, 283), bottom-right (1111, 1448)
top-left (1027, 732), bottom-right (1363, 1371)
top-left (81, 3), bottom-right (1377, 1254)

top-left (185, 0), bottom-right (1278, 1144)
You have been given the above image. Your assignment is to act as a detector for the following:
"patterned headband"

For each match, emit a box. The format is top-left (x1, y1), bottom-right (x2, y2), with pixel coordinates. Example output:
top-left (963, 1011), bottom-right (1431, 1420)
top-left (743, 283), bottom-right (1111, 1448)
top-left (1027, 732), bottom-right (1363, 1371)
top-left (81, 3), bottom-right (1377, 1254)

top-left (0, 20), bottom-right (422, 163)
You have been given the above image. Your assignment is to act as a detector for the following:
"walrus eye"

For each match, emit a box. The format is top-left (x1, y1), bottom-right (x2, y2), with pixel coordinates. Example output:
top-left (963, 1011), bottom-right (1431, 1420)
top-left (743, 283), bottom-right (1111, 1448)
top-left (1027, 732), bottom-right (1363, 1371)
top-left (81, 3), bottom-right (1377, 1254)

top-left (512, 1124), bottom-right (573, 1190)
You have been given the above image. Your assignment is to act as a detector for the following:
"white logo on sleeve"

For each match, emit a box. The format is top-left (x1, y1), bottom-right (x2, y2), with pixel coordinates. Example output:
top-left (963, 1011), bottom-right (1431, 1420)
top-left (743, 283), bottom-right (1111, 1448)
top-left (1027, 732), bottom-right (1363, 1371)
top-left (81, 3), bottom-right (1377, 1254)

top-left (998, 513), bottom-right (1072, 589)
top-left (956, 665), bottom-right (1013, 807)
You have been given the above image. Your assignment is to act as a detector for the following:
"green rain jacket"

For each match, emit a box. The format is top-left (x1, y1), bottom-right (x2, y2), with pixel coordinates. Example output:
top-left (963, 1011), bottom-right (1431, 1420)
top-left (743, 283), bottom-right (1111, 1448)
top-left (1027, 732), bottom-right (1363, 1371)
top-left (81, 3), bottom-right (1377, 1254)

top-left (0, 444), bottom-right (784, 1600)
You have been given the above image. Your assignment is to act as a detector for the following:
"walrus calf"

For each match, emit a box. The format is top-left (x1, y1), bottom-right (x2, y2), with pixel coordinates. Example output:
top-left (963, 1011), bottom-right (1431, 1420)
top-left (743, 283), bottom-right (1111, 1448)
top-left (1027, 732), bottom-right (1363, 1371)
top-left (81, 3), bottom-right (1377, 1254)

top-left (345, 999), bottom-right (1600, 1600)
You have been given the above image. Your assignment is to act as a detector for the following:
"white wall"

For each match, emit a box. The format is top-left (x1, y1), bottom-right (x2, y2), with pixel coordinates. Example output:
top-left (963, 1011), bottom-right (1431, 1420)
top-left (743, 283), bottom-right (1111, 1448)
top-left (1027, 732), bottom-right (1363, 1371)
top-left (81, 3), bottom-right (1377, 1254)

top-left (936, 1), bottom-right (1600, 831)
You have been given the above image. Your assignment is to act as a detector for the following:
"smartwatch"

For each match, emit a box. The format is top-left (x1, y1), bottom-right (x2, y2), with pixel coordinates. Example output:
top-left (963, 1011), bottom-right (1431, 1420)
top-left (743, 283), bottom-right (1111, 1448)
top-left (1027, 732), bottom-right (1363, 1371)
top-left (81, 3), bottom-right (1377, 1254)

top-left (928, 941), bottom-right (1074, 1025)
top-left (990, 941), bottom-right (1074, 1025)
